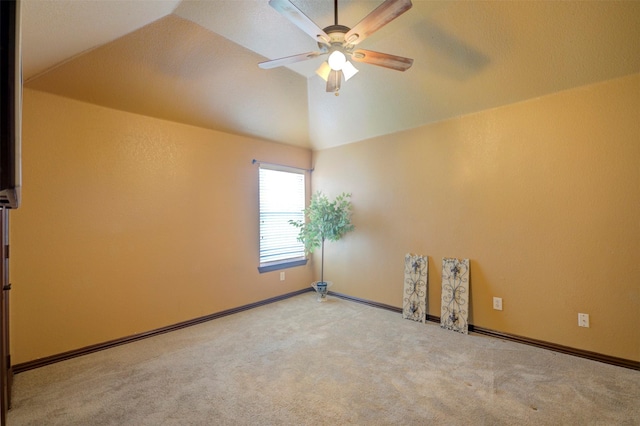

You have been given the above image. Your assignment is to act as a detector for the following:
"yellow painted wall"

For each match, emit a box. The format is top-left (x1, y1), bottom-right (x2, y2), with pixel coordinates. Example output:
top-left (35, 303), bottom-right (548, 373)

top-left (11, 74), bottom-right (640, 365)
top-left (11, 89), bottom-right (314, 364)
top-left (312, 74), bottom-right (640, 361)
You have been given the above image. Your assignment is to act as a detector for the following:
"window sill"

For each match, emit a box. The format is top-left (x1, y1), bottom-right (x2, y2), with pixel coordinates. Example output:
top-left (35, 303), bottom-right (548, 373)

top-left (258, 258), bottom-right (308, 273)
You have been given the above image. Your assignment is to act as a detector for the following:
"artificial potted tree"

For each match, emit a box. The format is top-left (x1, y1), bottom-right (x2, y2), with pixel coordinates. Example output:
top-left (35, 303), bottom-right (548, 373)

top-left (289, 191), bottom-right (354, 301)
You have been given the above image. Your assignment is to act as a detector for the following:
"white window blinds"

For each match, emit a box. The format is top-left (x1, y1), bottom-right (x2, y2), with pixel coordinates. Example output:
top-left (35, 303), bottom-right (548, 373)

top-left (259, 167), bottom-right (305, 265)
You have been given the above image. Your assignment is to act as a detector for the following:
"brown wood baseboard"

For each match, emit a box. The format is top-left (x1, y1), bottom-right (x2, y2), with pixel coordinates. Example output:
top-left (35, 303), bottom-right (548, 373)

top-left (329, 291), bottom-right (640, 371)
top-left (13, 288), bottom-right (314, 374)
top-left (13, 288), bottom-right (638, 373)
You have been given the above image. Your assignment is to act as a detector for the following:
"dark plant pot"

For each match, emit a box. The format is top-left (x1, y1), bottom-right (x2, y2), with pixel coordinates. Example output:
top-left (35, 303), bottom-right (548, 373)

top-left (311, 281), bottom-right (332, 302)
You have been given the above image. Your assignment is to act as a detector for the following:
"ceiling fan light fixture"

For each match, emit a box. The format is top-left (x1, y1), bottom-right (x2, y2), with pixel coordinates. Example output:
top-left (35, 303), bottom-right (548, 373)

top-left (316, 58), bottom-right (357, 84)
top-left (342, 60), bottom-right (359, 81)
top-left (315, 61), bottom-right (331, 81)
top-left (327, 50), bottom-right (347, 71)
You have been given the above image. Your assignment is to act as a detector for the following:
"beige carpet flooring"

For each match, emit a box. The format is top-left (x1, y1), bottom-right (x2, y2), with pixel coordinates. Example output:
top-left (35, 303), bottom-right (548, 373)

top-left (7, 294), bottom-right (640, 425)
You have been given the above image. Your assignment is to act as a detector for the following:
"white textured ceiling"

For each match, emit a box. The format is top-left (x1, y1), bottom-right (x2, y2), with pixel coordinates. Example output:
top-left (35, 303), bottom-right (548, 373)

top-left (21, 0), bottom-right (640, 150)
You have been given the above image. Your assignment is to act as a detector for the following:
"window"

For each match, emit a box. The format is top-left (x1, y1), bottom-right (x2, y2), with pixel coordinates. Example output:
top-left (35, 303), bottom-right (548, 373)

top-left (258, 166), bottom-right (306, 273)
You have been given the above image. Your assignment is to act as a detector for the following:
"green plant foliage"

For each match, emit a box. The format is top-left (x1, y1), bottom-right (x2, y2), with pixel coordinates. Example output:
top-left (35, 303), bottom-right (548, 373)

top-left (289, 191), bottom-right (355, 255)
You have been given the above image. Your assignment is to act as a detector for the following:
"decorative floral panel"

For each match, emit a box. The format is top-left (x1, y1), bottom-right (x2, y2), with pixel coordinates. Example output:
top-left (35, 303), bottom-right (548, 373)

top-left (440, 258), bottom-right (470, 334)
top-left (403, 253), bottom-right (428, 323)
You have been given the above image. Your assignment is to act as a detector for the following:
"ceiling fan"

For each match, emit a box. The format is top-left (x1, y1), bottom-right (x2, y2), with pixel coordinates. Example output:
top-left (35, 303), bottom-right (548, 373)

top-left (259, 0), bottom-right (414, 94)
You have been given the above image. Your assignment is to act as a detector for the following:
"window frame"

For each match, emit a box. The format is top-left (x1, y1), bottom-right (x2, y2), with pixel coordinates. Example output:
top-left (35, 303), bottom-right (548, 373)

top-left (257, 164), bottom-right (308, 273)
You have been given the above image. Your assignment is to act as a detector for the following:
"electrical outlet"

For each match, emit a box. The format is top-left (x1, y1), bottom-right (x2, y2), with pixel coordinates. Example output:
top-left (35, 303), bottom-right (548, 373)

top-left (578, 313), bottom-right (590, 328)
top-left (279, 272), bottom-right (285, 281)
top-left (493, 297), bottom-right (503, 311)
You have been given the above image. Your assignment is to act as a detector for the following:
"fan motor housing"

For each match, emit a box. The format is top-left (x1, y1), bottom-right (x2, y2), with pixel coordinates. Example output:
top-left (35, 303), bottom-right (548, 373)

top-left (318, 24), bottom-right (351, 48)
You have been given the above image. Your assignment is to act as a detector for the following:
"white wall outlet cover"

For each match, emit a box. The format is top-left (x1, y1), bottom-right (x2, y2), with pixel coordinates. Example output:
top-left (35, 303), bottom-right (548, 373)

top-left (578, 313), bottom-right (590, 327)
top-left (493, 297), bottom-right (503, 311)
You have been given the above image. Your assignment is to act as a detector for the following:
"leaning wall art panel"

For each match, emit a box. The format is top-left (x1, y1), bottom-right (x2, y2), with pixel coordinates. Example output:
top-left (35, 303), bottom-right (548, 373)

top-left (403, 253), bottom-right (428, 323)
top-left (440, 257), bottom-right (470, 334)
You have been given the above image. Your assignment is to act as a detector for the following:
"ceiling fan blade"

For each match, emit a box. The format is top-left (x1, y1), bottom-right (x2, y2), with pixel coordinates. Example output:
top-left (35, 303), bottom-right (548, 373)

top-left (269, 0), bottom-right (331, 45)
top-left (326, 70), bottom-right (342, 93)
top-left (344, 0), bottom-right (412, 46)
top-left (259, 51), bottom-right (326, 69)
top-left (351, 49), bottom-right (413, 71)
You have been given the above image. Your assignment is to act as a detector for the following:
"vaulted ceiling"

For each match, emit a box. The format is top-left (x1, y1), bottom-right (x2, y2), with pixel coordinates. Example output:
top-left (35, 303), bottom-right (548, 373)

top-left (21, 0), bottom-right (640, 150)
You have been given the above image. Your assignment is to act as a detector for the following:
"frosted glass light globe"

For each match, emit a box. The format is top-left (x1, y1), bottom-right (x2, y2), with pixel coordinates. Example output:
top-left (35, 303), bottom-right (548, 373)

top-left (328, 50), bottom-right (346, 71)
